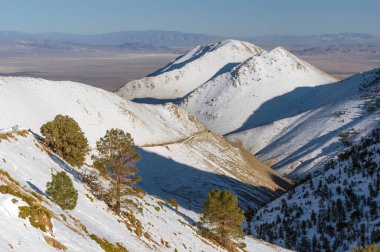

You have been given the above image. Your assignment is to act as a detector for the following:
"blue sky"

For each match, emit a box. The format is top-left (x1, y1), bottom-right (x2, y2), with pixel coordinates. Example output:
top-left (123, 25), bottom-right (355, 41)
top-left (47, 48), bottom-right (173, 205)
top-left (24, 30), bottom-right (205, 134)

top-left (0, 0), bottom-right (379, 36)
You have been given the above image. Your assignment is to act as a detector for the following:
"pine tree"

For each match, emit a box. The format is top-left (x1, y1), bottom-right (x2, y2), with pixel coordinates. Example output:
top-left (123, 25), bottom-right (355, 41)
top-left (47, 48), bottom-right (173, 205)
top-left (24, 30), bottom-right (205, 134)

top-left (40, 115), bottom-right (89, 167)
top-left (94, 128), bottom-right (140, 215)
top-left (201, 189), bottom-right (245, 249)
top-left (46, 171), bottom-right (78, 210)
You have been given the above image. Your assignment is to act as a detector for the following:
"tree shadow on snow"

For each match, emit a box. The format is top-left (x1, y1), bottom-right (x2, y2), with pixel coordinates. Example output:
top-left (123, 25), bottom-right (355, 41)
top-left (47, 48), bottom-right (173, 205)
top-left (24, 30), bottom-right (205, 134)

top-left (27, 181), bottom-right (48, 198)
top-left (48, 153), bottom-right (82, 182)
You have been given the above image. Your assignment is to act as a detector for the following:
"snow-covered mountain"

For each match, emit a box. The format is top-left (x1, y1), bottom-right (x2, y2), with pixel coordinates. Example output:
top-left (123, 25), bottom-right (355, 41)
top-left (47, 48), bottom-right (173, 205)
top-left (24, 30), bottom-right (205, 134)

top-left (116, 40), bottom-right (264, 101)
top-left (227, 69), bottom-right (380, 178)
top-left (0, 129), bottom-right (290, 252)
top-left (181, 46), bottom-right (336, 135)
top-left (251, 128), bottom-right (380, 251)
top-left (0, 77), bottom-right (291, 212)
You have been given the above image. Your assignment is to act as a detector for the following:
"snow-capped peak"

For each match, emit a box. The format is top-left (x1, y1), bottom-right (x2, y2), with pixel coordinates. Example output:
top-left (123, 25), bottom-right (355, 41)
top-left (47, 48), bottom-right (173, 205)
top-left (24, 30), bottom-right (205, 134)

top-left (116, 40), bottom-right (265, 100)
top-left (181, 46), bottom-right (337, 135)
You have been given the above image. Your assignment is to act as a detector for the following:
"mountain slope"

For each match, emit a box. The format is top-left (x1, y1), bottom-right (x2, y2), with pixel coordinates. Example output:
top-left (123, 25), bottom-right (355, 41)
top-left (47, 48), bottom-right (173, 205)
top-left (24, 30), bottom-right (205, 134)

top-left (0, 77), bottom-right (291, 211)
top-left (227, 69), bottom-right (380, 178)
top-left (251, 128), bottom-right (380, 251)
top-left (116, 40), bottom-right (264, 101)
top-left (181, 47), bottom-right (337, 135)
top-left (0, 130), bottom-right (290, 252)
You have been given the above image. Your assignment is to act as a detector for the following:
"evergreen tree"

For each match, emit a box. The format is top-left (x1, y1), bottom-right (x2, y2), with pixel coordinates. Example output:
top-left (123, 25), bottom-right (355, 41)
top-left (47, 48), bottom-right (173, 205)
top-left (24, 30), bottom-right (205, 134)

top-left (201, 189), bottom-right (245, 248)
top-left (94, 128), bottom-right (140, 215)
top-left (46, 171), bottom-right (78, 210)
top-left (41, 115), bottom-right (89, 167)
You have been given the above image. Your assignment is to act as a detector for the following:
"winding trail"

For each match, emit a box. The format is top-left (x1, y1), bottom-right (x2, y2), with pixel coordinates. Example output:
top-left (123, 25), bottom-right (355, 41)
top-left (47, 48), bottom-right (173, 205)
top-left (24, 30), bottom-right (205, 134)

top-left (139, 129), bottom-right (209, 148)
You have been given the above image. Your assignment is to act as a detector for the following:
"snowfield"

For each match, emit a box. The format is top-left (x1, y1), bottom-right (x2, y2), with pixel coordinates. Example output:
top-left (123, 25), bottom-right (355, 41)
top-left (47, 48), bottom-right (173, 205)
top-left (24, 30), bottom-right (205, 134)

top-left (0, 131), bottom-right (291, 252)
top-left (116, 40), bottom-right (264, 100)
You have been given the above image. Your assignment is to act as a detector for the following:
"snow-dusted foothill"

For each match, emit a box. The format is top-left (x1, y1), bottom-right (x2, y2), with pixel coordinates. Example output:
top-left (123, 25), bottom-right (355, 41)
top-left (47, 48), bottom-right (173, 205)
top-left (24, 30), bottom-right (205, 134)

top-left (0, 130), bottom-right (291, 252)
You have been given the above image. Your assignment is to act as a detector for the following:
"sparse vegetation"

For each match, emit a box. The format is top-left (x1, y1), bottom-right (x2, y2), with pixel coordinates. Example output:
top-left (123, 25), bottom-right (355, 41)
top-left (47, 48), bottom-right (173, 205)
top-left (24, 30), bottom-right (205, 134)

top-left (18, 204), bottom-right (53, 232)
top-left (89, 234), bottom-right (128, 252)
top-left (124, 211), bottom-right (143, 237)
top-left (0, 168), bottom-right (20, 186)
top-left (44, 236), bottom-right (67, 251)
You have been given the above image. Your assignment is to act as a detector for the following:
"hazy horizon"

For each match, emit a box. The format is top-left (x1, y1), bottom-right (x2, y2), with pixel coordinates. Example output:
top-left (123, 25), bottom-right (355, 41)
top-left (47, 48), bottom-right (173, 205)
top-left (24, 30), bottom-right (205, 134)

top-left (1, 0), bottom-right (379, 37)
top-left (1, 29), bottom-right (379, 38)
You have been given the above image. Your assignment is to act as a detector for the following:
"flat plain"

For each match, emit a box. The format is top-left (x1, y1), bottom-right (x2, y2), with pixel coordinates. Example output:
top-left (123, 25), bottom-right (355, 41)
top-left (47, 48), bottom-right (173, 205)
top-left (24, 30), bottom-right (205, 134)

top-left (0, 52), bottom-right (178, 91)
top-left (0, 50), bottom-right (378, 91)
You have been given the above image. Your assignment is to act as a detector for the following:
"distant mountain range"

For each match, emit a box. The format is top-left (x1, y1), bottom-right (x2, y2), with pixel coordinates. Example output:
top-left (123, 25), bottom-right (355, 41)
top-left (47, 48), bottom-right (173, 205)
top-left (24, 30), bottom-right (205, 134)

top-left (0, 30), bottom-right (220, 47)
top-left (1, 30), bottom-right (379, 49)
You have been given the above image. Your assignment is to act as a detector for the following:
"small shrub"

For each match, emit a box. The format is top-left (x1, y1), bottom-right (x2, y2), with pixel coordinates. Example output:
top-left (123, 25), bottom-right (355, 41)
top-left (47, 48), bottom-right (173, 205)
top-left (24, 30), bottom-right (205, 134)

top-left (85, 194), bottom-right (94, 202)
top-left (124, 212), bottom-right (143, 237)
top-left (0, 169), bottom-right (20, 186)
top-left (160, 238), bottom-right (170, 248)
top-left (31, 191), bottom-right (43, 202)
top-left (18, 205), bottom-right (53, 232)
top-left (89, 234), bottom-right (128, 252)
top-left (166, 198), bottom-right (179, 209)
top-left (46, 171), bottom-right (78, 210)
top-left (143, 232), bottom-right (151, 240)
top-left (44, 236), bottom-right (67, 251)
top-left (40, 115), bottom-right (89, 167)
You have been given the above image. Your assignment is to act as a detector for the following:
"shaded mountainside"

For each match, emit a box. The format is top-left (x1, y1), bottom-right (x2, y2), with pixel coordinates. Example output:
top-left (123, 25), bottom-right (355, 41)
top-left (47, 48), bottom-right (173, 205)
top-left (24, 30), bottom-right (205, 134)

top-left (227, 68), bottom-right (380, 178)
top-left (0, 130), bottom-right (290, 252)
top-left (0, 77), bottom-right (291, 213)
top-left (251, 129), bottom-right (380, 251)
top-left (116, 40), bottom-right (264, 101)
